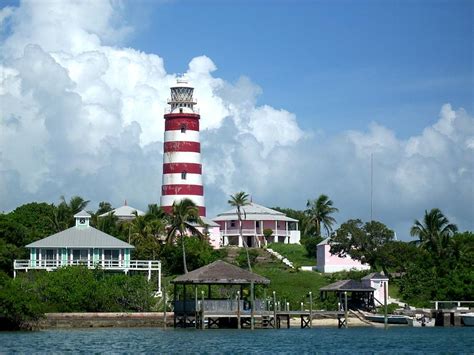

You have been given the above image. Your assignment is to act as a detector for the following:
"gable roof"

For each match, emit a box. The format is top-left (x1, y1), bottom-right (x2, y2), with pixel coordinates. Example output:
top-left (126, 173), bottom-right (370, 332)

top-left (319, 279), bottom-right (375, 292)
top-left (361, 272), bottom-right (388, 280)
top-left (74, 210), bottom-right (91, 218)
top-left (99, 205), bottom-right (145, 218)
top-left (213, 202), bottom-right (298, 222)
top-left (26, 226), bottom-right (134, 249)
top-left (171, 260), bottom-right (270, 285)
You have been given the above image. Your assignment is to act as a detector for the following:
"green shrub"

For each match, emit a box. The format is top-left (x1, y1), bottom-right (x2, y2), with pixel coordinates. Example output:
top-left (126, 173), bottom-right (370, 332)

top-left (300, 235), bottom-right (323, 258)
top-left (236, 249), bottom-right (259, 269)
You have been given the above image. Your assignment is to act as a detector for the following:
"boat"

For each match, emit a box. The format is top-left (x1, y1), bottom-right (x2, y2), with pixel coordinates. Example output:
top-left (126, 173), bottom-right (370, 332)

top-left (462, 313), bottom-right (474, 326)
top-left (364, 314), bottom-right (408, 324)
top-left (407, 314), bottom-right (435, 327)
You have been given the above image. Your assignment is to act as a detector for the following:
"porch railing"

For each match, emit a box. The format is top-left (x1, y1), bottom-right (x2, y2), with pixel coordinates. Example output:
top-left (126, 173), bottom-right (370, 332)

top-left (13, 259), bottom-right (161, 271)
top-left (224, 229), bottom-right (291, 236)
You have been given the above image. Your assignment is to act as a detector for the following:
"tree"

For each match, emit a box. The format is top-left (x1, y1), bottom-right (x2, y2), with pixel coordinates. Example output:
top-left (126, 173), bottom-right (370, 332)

top-left (166, 199), bottom-right (203, 274)
top-left (305, 194), bottom-right (338, 237)
top-left (410, 208), bottom-right (458, 259)
top-left (228, 191), bottom-right (252, 271)
top-left (50, 195), bottom-right (90, 231)
top-left (330, 219), bottom-right (394, 271)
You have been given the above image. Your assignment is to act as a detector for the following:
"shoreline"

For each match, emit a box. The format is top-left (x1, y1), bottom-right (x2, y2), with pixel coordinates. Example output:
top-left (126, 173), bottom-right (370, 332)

top-left (38, 312), bottom-right (375, 329)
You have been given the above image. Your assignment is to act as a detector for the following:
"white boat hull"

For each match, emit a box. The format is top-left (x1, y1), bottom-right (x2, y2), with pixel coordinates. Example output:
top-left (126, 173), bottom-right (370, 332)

top-left (407, 315), bottom-right (435, 327)
top-left (462, 313), bottom-right (474, 326)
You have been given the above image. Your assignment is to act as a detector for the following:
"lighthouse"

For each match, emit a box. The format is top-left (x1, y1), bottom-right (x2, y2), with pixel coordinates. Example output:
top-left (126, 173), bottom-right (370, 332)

top-left (160, 79), bottom-right (205, 216)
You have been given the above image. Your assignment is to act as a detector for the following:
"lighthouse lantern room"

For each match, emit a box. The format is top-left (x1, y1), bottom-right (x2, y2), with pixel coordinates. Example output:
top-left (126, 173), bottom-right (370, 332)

top-left (160, 79), bottom-right (206, 216)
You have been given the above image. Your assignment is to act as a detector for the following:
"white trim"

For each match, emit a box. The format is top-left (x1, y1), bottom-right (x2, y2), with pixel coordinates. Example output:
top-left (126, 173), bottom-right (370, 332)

top-left (160, 195), bottom-right (205, 207)
top-left (163, 151), bottom-right (201, 164)
top-left (164, 130), bottom-right (200, 143)
top-left (162, 173), bottom-right (202, 185)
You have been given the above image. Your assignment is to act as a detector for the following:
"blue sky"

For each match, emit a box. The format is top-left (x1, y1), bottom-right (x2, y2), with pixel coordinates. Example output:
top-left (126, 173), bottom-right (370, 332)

top-left (0, 0), bottom-right (472, 236)
top-left (128, 0), bottom-right (473, 137)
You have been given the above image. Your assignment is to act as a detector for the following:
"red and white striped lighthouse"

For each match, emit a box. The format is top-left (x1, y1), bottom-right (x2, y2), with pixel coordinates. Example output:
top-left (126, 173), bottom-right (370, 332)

top-left (160, 78), bottom-right (205, 216)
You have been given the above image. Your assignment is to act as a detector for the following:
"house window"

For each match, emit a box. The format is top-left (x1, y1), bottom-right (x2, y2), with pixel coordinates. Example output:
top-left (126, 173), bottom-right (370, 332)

top-left (43, 249), bottom-right (56, 260)
top-left (104, 249), bottom-right (120, 260)
top-left (181, 171), bottom-right (187, 180)
top-left (72, 249), bottom-right (88, 261)
top-left (256, 221), bottom-right (260, 228)
top-left (231, 221), bottom-right (236, 228)
top-left (181, 123), bottom-right (187, 133)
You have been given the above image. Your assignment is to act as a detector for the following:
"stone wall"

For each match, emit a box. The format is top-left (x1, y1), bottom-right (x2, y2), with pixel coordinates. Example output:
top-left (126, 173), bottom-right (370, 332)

top-left (40, 312), bottom-right (174, 329)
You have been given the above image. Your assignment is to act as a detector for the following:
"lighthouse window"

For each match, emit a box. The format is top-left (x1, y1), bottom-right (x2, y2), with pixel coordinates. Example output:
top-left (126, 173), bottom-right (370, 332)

top-left (181, 171), bottom-right (187, 180)
top-left (179, 108), bottom-right (183, 113)
top-left (181, 124), bottom-right (187, 133)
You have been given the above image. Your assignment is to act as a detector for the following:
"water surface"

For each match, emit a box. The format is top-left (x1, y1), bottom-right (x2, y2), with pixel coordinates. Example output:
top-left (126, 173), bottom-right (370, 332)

top-left (1, 327), bottom-right (473, 353)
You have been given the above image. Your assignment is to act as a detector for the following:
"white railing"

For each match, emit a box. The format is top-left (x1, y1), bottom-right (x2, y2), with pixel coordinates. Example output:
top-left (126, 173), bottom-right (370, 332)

top-left (224, 229), bottom-right (291, 236)
top-left (13, 259), bottom-right (161, 271)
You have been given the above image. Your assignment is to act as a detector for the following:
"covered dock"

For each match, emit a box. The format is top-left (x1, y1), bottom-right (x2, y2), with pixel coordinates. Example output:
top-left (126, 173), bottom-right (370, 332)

top-left (171, 260), bottom-right (270, 329)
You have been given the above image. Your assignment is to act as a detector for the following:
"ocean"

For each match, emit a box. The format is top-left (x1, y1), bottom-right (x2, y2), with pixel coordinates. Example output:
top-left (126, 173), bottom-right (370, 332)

top-left (1, 327), bottom-right (473, 354)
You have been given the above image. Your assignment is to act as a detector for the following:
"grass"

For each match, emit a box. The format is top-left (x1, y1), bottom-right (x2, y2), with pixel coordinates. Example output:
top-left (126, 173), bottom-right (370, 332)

top-left (266, 243), bottom-right (316, 266)
top-left (253, 263), bottom-right (333, 310)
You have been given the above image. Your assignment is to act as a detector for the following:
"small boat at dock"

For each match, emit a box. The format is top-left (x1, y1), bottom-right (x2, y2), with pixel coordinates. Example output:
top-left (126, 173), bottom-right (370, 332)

top-left (364, 314), bottom-right (408, 324)
top-left (407, 314), bottom-right (435, 327)
top-left (461, 313), bottom-right (474, 326)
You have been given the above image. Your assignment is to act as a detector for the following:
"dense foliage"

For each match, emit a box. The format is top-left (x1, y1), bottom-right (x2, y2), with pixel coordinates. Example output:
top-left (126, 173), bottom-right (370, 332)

top-left (0, 267), bottom-right (156, 329)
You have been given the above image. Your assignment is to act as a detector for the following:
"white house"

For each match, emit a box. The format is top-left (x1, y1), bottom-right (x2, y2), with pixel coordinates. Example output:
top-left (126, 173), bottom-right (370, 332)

top-left (99, 201), bottom-right (145, 220)
top-left (213, 202), bottom-right (301, 247)
top-left (13, 211), bottom-right (161, 292)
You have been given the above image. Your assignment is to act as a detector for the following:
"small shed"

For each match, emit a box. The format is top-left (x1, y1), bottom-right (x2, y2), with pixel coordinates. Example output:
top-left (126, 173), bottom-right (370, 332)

top-left (362, 272), bottom-right (389, 306)
top-left (320, 279), bottom-right (376, 311)
top-left (171, 260), bottom-right (270, 328)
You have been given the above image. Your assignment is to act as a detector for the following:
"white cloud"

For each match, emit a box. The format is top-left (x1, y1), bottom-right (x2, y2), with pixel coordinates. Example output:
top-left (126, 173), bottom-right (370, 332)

top-left (0, 0), bottom-right (472, 237)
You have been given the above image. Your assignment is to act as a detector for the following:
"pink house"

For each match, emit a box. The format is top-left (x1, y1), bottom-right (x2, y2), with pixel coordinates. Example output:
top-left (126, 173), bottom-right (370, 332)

top-left (316, 237), bottom-right (370, 273)
top-left (213, 202), bottom-right (301, 247)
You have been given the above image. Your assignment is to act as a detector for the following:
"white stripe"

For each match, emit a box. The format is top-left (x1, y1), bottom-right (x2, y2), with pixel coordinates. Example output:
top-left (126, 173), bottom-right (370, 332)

top-left (162, 173), bottom-right (202, 185)
top-left (164, 130), bottom-right (200, 143)
top-left (163, 151), bottom-right (201, 164)
top-left (160, 195), bottom-right (205, 207)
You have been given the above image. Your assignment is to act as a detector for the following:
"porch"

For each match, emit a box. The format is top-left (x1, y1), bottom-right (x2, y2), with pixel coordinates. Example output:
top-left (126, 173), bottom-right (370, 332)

top-left (13, 259), bottom-right (162, 284)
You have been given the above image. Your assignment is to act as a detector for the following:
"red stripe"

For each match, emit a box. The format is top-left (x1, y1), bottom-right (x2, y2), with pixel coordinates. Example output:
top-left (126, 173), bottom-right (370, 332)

top-left (164, 141), bottom-right (200, 153)
top-left (162, 184), bottom-right (203, 195)
top-left (165, 117), bottom-right (199, 131)
top-left (162, 205), bottom-right (206, 217)
top-left (163, 163), bottom-right (202, 174)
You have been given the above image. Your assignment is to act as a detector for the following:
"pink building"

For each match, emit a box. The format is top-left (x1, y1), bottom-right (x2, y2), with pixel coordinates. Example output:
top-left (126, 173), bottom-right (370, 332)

top-left (213, 202), bottom-right (301, 247)
top-left (362, 272), bottom-right (389, 306)
top-left (316, 237), bottom-right (370, 273)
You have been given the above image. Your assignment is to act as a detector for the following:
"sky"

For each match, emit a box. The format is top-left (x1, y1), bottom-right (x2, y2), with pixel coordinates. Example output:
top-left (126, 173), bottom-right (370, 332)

top-left (0, 0), bottom-right (473, 239)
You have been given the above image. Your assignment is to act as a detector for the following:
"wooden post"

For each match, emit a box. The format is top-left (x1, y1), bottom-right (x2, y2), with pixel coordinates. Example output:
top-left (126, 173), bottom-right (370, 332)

top-left (273, 291), bottom-right (277, 329)
top-left (164, 285), bottom-right (167, 329)
top-left (384, 282), bottom-right (388, 330)
top-left (194, 286), bottom-right (198, 329)
top-left (250, 281), bottom-right (255, 330)
top-left (344, 291), bottom-right (348, 328)
top-left (237, 290), bottom-right (241, 329)
top-left (309, 291), bottom-right (313, 328)
top-left (201, 290), bottom-right (205, 330)
top-left (173, 283), bottom-right (177, 328)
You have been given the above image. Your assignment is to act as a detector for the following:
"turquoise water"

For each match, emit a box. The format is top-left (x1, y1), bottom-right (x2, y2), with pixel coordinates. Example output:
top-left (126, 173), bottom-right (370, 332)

top-left (1, 327), bottom-right (473, 353)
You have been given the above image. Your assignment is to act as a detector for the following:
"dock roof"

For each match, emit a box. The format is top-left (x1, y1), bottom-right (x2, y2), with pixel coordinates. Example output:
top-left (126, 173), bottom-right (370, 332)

top-left (320, 279), bottom-right (375, 292)
top-left (171, 260), bottom-right (270, 285)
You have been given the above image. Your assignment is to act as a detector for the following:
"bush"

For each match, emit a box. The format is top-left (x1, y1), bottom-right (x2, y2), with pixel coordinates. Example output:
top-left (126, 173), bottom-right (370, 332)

top-left (300, 235), bottom-right (323, 258)
top-left (236, 249), bottom-right (259, 269)
top-left (0, 273), bottom-right (45, 330)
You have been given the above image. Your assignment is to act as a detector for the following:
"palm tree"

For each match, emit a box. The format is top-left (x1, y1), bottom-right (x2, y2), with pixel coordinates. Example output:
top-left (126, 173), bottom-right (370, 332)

top-left (50, 195), bottom-right (90, 231)
top-left (166, 199), bottom-right (203, 273)
top-left (410, 208), bottom-right (458, 258)
top-left (228, 191), bottom-right (252, 271)
top-left (305, 194), bottom-right (338, 237)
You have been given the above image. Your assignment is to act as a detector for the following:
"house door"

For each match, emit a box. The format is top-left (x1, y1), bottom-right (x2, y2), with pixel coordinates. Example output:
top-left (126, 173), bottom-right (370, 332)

top-left (247, 236), bottom-right (253, 247)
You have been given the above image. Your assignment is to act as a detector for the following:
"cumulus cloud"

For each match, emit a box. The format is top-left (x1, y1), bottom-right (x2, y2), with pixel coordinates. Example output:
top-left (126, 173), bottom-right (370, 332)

top-left (0, 0), bottom-right (472, 238)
